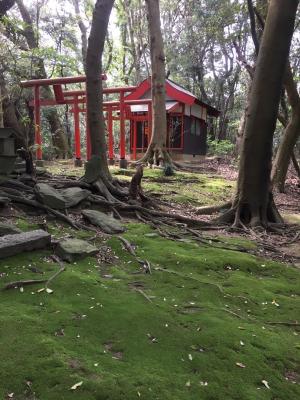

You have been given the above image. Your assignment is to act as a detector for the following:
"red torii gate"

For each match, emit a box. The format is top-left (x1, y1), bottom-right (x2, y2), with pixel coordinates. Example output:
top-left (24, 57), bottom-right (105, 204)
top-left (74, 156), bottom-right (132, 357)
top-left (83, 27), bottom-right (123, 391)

top-left (20, 75), bottom-right (152, 166)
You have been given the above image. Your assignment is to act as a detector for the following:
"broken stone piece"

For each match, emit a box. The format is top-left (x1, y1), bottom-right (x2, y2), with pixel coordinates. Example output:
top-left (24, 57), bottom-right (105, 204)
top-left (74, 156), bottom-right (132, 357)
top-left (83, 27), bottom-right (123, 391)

top-left (56, 238), bottom-right (98, 262)
top-left (82, 209), bottom-right (125, 234)
top-left (0, 223), bottom-right (21, 236)
top-left (0, 229), bottom-right (51, 259)
top-left (60, 187), bottom-right (91, 208)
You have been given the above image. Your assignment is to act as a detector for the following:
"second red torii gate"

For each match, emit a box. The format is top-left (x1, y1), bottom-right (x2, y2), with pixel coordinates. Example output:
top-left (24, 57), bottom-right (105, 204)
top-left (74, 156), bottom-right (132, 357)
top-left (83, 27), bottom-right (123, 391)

top-left (20, 75), bottom-right (152, 165)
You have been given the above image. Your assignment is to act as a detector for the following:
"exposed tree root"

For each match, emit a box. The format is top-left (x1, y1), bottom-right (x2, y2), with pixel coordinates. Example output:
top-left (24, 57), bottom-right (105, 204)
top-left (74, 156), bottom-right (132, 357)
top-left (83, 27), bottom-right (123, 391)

top-left (117, 236), bottom-right (137, 256)
top-left (46, 255), bottom-right (66, 289)
top-left (196, 201), bottom-right (232, 215)
top-left (137, 144), bottom-right (173, 167)
top-left (216, 193), bottom-right (284, 229)
top-left (2, 193), bottom-right (80, 229)
top-left (266, 321), bottom-right (300, 327)
top-left (2, 279), bottom-right (47, 290)
top-left (89, 195), bottom-right (211, 228)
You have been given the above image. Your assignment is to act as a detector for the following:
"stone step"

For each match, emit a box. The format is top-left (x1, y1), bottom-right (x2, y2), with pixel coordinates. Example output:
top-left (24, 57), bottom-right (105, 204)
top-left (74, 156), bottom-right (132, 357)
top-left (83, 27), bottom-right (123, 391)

top-left (0, 229), bottom-right (51, 259)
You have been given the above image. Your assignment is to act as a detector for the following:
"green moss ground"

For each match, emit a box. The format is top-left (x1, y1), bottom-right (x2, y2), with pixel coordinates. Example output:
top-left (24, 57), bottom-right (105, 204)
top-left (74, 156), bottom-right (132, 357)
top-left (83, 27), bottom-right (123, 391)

top-left (0, 222), bottom-right (299, 400)
top-left (46, 162), bottom-right (235, 207)
top-left (112, 168), bottom-right (235, 206)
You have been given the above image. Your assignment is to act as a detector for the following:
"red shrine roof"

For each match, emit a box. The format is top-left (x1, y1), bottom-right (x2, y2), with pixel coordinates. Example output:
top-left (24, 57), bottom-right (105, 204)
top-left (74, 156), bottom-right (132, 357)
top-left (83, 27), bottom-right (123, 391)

top-left (125, 78), bottom-right (219, 117)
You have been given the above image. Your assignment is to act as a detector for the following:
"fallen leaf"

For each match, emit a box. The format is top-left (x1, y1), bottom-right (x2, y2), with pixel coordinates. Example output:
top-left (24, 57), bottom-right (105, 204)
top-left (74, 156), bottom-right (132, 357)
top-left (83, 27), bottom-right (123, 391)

top-left (236, 362), bottom-right (246, 368)
top-left (70, 381), bottom-right (83, 390)
top-left (46, 288), bottom-right (53, 294)
top-left (262, 380), bottom-right (270, 389)
top-left (240, 341), bottom-right (245, 346)
top-left (7, 393), bottom-right (14, 399)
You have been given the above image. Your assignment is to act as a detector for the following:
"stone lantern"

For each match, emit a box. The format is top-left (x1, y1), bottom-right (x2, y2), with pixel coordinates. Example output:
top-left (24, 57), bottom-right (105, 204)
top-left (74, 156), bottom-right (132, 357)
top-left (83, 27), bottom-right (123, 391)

top-left (0, 128), bottom-right (17, 174)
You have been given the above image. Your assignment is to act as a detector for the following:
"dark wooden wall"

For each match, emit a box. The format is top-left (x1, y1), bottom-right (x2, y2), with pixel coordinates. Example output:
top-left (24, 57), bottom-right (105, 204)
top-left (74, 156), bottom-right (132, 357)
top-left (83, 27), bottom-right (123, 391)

top-left (183, 117), bottom-right (207, 155)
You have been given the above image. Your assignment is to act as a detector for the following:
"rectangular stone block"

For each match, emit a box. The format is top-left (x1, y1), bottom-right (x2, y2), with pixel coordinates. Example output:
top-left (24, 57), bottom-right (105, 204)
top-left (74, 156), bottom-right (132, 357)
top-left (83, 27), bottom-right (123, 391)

top-left (0, 229), bottom-right (51, 259)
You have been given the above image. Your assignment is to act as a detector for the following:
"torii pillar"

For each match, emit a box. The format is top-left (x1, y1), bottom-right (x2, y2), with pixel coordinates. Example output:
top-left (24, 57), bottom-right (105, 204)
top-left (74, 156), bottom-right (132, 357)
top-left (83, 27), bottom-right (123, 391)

top-left (73, 96), bottom-right (82, 166)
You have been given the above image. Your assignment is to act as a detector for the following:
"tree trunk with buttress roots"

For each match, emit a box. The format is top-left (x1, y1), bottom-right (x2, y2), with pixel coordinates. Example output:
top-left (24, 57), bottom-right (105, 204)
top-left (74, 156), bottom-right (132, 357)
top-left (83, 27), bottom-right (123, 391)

top-left (139, 0), bottom-right (171, 166)
top-left (219, 0), bottom-right (298, 228)
top-left (83, 0), bottom-right (127, 201)
top-left (271, 64), bottom-right (300, 192)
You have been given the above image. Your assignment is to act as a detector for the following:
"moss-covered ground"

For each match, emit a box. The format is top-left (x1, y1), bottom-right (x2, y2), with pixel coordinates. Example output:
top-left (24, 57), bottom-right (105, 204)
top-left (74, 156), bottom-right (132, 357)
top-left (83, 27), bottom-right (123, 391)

top-left (45, 161), bottom-right (235, 207)
top-left (0, 162), bottom-right (299, 399)
top-left (0, 220), bottom-right (299, 400)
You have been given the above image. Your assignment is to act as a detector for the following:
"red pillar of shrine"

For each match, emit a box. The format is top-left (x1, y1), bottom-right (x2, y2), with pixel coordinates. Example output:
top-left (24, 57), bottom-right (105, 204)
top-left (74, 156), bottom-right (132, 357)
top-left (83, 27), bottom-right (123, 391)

top-left (133, 120), bottom-right (137, 161)
top-left (119, 91), bottom-right (127, 168)
top-left (148, 101), bottom-right (152, 142)
top-left (73, 96), bottom-right (82, 166)
top-left (34, 85), bottom-right (42, 161)
top-left (85, 110), bottom-right (91, 160)
top-left (108, 107), bottom-right (114, 164)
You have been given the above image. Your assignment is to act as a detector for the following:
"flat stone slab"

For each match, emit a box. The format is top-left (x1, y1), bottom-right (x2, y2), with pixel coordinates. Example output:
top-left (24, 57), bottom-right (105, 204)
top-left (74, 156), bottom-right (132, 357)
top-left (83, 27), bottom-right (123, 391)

top-left (0, 229), bottom-right (51, 259)
top-left (60, 187), bottom-right (91, 208)
top-left (82, 209), bottom-right (125, 234)
top-left (35, 183), bottom-right (66, 210)
top-left (0, 223), bottom-right (21, 236)
top-left (56, 238), bottom-right (98, 263)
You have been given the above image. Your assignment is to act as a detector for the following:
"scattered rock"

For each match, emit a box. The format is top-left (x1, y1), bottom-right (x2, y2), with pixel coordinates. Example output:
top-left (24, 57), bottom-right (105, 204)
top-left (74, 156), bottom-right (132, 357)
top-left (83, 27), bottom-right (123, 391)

top-left (35, 183), bottom-right (66, 209)
top-left (82, 209), bottom-right (125, 234)
top-left (0, 229), bottom-right (51, 259)
top-left (0, 196), bottom-right (10, 207)
top-left (56, 238), bottom-right (98, 262)
top-left (34, 183), bottom-right (91, 209)
top-left (0, 223), bottom-right (21, 236)
top-left (60, 187), bottom-right (91, 208)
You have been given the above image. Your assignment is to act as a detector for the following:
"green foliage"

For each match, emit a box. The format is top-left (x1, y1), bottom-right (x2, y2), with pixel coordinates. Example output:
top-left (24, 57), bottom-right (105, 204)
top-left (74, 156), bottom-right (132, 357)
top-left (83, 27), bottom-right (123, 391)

top-left (208, 139), bottom-right (235, 156)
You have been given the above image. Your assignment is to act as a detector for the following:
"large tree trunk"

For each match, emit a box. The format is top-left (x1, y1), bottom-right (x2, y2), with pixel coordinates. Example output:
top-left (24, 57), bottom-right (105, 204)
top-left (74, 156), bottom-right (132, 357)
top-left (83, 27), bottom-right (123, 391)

top-left (271, 64), bottom-right (300, 192)
top-left (84, 0), bottom-right (114, 184)
top-left (139, 0), bottom-right (170, 166)
top-left (72, 0), bottom-right (88, 73)
top-left (220, 0), bottom-right (298, 228)
top-left (15, 0), bottom-right (69, 157)
top-left (0, 70), bottom-right (27, 148)
top-left (0, 85), bottom-right (3, 128)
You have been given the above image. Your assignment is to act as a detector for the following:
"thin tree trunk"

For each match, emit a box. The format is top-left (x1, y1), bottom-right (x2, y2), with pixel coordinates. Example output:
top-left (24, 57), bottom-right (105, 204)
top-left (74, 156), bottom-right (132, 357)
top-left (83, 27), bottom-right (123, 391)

top-left (291, 151), bottom-right (300, 179)
top-left (271, 64), bottom-right (300, 192)
top-left (139, 0), bottom-right (169, 166)
top-left (72, 0), bottom-right (88, 72)
top-left (221, 0), bottom-right (298, 227)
